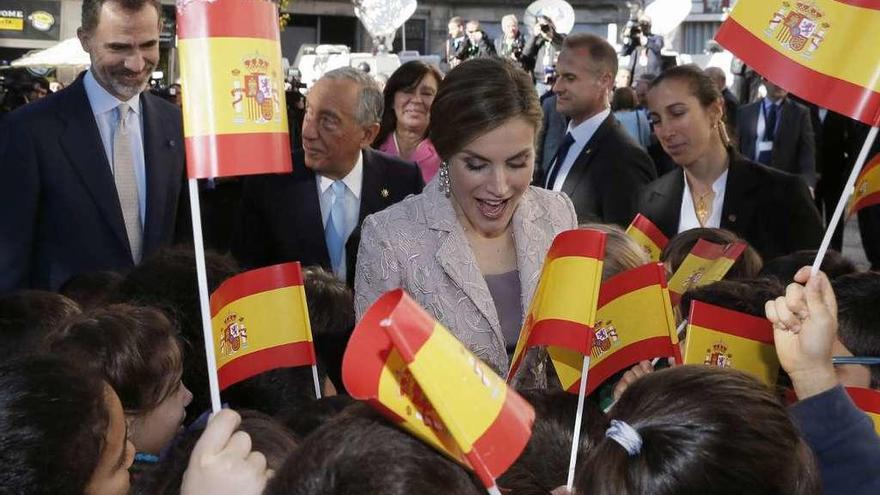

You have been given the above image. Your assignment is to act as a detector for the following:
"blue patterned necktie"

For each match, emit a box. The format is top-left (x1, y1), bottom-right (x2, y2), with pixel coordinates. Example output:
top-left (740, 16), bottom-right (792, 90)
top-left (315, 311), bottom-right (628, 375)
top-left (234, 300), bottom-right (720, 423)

top-left (545, 132), bottom-right (575, 190)
top-left (324, 180), bottom-right (347, 276)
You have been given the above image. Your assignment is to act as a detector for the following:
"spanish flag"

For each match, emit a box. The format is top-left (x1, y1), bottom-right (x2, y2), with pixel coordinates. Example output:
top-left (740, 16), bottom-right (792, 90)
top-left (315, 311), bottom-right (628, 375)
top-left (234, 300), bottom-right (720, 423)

top-left (668, 239), bottom-right (746, 303)
top-left (550, 263), bottom-right (682, 394)
top-left (683, 300), bottom-right (779, 387)
top-left (626, 214), bottom-right (669, 262)
top-left (848, 153), bottom-right (880, 217)
top-left (507, 229), bottom-right (606, 383)
top-left (715, 0), bottom-right (880, 126)
top-left (177, 0), bottom-right (292, 178)
top-left (343, 290), bottom-right (534, 490)
top-left (846, 387), bottom-right (880, 435)
top-left (210, 262), bottom-right (316, 390)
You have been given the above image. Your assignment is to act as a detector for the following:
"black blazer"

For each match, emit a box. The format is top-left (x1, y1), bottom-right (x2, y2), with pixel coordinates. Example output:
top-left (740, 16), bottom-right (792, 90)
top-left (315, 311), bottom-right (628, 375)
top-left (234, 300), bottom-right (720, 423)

top-left (737, 98), bottom-right (816, 187)
top-left (233, 148), bottom-right (424, 286)
top-left (538, 113), bottom-right (656, 226)
top-left (0, 74), bottom-right (185, 292)
top-left (637, 151), bottom-right (824, 261)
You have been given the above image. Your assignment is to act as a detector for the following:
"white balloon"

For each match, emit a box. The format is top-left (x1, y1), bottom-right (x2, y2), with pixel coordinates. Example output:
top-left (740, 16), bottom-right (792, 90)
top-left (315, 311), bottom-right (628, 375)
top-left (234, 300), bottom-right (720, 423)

top-left (643, 0), bottom-right (692, 38)
top-left (353, 0), bottom-right (417, 38)
top-left (524, 0), bottom-right (576, 35)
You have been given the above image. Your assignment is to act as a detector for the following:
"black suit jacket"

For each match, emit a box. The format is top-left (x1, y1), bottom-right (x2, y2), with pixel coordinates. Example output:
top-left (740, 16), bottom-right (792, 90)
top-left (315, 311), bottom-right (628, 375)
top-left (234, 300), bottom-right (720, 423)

top-left (538, 113), bottom-right (656, 226)
top-left (233, 148), bottom-right (424, 286)
top-left (721, 88), bottom-right (739, 132)
top-left (637, 151), bottom-right (824, 261)
top-left (737, 98), bottom-right (816, 187)
top-left (0, 75), bottom-right (185, 292)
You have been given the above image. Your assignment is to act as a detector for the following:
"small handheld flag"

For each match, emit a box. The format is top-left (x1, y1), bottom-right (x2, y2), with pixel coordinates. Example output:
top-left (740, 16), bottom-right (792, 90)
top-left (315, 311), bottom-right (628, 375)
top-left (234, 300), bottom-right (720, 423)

top-left (210, 262), bottom-right (317, 391)
top-left (846, 387), bottom-right (880, 435)
top-left (177, 0), bottom-right (293, 178)
top-left (626, 214), bottom-right (669, 262)
top-left (551, 263), bottom-right (682, 395)
top-left (684, 300), bottom-right (779, 386)
top-left (667, 239), bottom-right (746, 303)
top-left (848, 153), bottom-right (880, 218)
top-left (343, 290), bottom-right (534, 493)
top-left (507, 229), bottom-right (606, 383)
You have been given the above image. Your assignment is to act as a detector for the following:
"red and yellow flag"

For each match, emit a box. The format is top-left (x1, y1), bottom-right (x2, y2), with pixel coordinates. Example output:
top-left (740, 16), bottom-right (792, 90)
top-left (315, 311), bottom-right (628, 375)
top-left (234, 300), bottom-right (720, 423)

top-left (846, 387), bottom-right (880, 435)
top-left (209, 262), bottom-right (315, 390)
top-left (551, 263), bottom-right (682, 394)
top-left (715, 0), bottom-right (880, 126)
top-left (343, 290), bottom-right (534, 489)
top-left (668, 239), bottom-right (746, 303)
top-left (177, 0), bottom-right (292, 178)
top-left (848, 153), bottom-right (880, 217)
top-left (684, 300), bottom-right (779, 386)
top-left (626, 214), bottom-right (669, 262)
top-left (507, 229), bottom-right (606, 382)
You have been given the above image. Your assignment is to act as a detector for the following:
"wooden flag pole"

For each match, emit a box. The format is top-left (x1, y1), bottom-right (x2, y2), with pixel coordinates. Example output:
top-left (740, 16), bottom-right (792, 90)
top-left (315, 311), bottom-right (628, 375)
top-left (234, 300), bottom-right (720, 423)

top-left (812, 126), bottom-right (879, 276)
top-left (189, 178), bottom-right (222, 413)
top-left (566, 355), bottom-right (591, 491)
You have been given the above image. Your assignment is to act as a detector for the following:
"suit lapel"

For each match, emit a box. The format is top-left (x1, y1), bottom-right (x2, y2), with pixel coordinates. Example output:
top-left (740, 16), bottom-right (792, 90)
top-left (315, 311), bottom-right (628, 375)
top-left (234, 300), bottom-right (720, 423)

top-left (643, 170), bottom-right (684, 238)
top-left (560, 114), bottom-right (612, 196)
top-left (140, 92), bottom-right (179, 253)
top-left (720, 153), bottom-right (760, 234)
top-left (292, 164), bottom-right (331, 266)
top-left (57, 78), bottom-right (129, 251)
top-left (358, 149), bottom-right (387, 223)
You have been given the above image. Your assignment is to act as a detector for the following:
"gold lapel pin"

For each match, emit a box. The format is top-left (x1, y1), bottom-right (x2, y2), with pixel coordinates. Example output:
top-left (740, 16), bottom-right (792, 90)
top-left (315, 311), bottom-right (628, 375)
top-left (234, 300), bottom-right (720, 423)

top-left (380, 188), bottom-right (389, 198)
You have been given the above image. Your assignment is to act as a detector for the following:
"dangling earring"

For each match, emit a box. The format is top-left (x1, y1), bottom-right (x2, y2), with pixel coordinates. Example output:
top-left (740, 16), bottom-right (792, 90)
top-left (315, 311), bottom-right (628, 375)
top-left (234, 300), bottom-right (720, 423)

top-left (438, 161), bottom-right (451, 198)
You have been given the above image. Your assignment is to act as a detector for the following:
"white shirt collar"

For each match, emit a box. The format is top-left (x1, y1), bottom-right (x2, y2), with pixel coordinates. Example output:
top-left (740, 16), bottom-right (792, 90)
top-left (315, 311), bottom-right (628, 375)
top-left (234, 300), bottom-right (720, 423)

top-left (566, 108), bottom-right (611, 147)
top-left (678, 168), bottom-right (729, 232)
top-left (317, 150), bottom-right (364, 199)
top-left (83, 70), bottom-right (141, 117)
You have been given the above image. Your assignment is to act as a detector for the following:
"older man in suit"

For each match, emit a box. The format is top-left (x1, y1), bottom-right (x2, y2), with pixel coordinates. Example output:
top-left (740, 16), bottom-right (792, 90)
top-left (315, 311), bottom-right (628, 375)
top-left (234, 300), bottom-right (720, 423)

top-left (233, 67), bottom-right (423, 286)
top-left (0, 0), bottom-right (184, 292)
top-left (538, 33), bottom-right (656, 226)
top-left (737, 79), bottom-right (816, 189)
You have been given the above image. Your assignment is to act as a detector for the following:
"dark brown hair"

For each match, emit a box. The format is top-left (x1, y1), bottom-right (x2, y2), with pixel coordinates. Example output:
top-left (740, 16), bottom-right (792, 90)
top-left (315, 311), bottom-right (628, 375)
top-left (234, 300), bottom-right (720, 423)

top-left (611, 87), bottom-right (638, 112)
top-left (576, 366), bottom-right (820, 495)
top-left (429, 57), bottom-right (542, 160)
top-left (81, 0), bottom-right (161, 33)
top-left (650, 64), bottom-right (720, 108)
top-left (373, 61), bottom-right (443, 148)
top-left (562, 33), bottom-right (619, 78)
top-left (0, 290), bottom-right (80, 360)
top-left (47, 304), bottom-right (183, 416)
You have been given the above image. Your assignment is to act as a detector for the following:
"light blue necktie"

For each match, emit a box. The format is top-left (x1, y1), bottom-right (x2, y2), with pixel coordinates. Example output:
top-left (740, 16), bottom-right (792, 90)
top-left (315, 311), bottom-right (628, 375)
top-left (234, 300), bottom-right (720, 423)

top-left (324, 180), bottom-right (347, 276)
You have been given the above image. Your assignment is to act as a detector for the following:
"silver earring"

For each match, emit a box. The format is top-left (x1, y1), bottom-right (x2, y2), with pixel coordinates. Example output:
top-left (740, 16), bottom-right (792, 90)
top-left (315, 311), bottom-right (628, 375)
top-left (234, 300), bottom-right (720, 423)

top-left (438, 161), bottom-right (451, 198)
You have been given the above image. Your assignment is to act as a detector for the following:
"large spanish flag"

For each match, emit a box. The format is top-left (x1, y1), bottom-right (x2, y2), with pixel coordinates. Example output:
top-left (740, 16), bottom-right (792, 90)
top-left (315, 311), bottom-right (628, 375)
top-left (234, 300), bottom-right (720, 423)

top-left (846, 387), bottom-right (880, 435)
top-left (177, 0), bottom-right (292, 178)
top-left (626, 214), bottom-right (669, 262)
top-left (715, 0), bottom-right (880, 126)
top-left (848, 153), bottom-right (880, 217)
top-left (343, 290), bottom-right (534, 489)
top-left (683, 301), bottom-right (779, 386)
top-left (507, 229), bottom-right (606, 382)
top-left (209, 262), bottom-right (315, 390)
top-left (551, 263), bottom-right (682, 394)
top-left (668, 239), bottom-right (746, 303)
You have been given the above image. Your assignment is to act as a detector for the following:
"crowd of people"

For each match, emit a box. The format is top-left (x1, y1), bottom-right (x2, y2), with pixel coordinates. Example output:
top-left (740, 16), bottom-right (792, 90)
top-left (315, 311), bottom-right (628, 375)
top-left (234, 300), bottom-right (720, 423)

top-left (1, 0), bottom-right (879, 494)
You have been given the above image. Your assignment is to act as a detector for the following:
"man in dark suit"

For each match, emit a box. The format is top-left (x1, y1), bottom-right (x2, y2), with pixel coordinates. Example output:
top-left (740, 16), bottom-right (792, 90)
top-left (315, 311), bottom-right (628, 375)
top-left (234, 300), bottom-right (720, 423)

top-left (737, 78), bottom-right (816, 189)
top-left (538, 33), bottom-right (656, 226)
top-left (0, 0), bottom-right (184, 292)
top-left (705, 66), bottom-right (739, 132)
top-left (233, 67), bottom-right (423, 286)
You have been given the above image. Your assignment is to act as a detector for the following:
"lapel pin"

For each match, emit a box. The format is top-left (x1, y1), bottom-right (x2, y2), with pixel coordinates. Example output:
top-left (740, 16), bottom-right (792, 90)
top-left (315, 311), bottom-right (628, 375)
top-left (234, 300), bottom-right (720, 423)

top-left (727, 214), bottom-right (737, 223)
top-left (380, 188), bottom-right (389, 198)
top-left (168, 139), bottom-right (176, 147)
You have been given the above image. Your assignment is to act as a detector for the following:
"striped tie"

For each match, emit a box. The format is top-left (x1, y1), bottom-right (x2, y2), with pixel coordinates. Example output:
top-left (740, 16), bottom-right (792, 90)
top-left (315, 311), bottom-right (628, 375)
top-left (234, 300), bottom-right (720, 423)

top-left (113, 103), bottom-right (143, 263)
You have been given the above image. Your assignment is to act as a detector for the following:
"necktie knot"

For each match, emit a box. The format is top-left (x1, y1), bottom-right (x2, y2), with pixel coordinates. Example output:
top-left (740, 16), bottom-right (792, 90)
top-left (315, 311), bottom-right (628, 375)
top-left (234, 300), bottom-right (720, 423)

top-left (117, 103), bottom-right (130, 130)
top-left (331, 180), bottom-right (346, 199)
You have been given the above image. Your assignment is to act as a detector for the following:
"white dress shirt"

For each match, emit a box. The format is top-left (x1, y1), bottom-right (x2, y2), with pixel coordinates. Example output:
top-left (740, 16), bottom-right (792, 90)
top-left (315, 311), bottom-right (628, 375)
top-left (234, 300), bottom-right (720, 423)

top-left (316, 152), bottom-right (364, 279)
top-left (83, 70), bottom-right (147, 225)
top-left (549, 108), bottom-right (611, 192)
top-left (678, 169), bottom-right (728, 233)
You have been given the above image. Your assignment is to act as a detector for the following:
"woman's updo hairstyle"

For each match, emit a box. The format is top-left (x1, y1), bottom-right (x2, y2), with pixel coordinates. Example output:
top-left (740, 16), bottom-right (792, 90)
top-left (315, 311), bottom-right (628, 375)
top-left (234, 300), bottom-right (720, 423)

top-left (649, 64), bottom-right (730, 144)
top-left (429, 57), bottom-right (543, 160)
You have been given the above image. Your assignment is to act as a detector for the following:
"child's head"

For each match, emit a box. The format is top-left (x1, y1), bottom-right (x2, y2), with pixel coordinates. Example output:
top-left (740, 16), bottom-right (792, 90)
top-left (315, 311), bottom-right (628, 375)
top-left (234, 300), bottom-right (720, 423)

top-left (48, 304), bottom-right (192, 454)
top-left (832, 271), bottom-right (880, 389)
top-left (0, 289), bottom-right (80, 359)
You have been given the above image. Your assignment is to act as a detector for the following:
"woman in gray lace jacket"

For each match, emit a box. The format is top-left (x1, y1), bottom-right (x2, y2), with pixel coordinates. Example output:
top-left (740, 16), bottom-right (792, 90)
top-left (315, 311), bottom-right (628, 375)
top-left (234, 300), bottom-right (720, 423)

top-left (355, 58), bottom-right (577, 386)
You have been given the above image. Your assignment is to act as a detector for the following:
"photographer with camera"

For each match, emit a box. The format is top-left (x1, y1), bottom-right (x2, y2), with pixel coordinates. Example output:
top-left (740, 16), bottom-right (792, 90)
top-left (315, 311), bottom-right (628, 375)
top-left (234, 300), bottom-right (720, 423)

top-left (621, 15), bottom-right (664, 85)
top-left (453, 20), bottom-right (497, 63)
top-left (495, 15), bottom-right (527, 69)
top-left (521, 15), bottom-right (565, 96)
